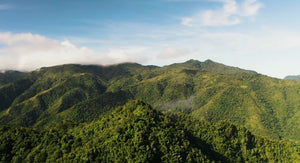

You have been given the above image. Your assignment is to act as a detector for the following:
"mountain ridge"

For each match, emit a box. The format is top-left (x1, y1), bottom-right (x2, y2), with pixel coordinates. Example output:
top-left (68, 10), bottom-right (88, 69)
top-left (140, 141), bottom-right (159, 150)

top-left (0, 100), bottom-right (299, 162)
top-left (284, 75), bottom-right (300, 81)
top-left (0, 59), bottom-right (299, 141)
top-left (0, 70), bottom-right (26, 86)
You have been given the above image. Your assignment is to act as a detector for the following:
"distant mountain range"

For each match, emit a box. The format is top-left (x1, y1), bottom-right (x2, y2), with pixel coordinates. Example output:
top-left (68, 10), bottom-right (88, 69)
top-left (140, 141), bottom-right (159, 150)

top-left (284, 75), bottom-right (300, 81)
top-left (0, 59), bottom-right (299, 141)
top-left (0, 59), bottom-right (299, 162)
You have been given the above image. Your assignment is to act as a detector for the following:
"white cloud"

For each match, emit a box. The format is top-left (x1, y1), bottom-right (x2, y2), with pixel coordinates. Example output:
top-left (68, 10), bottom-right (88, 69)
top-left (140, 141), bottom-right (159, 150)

top-left (2, 24), bottom-right (300, 78)
top-left (167, 27), bottom-right (300, 78)
top-left (240, 0), bottom-right (263, 16)
top-left (63, 19), bottom-right (300, 78)
top-left (157, 48), bottom-right (192, 59)
top-left (0, 32), bottom-right (149, 71)
top-left (0, 4), bottom-right (12, 10)
top-left (164, 0), bottom-right (204, 2)
top-left (181, 0), bottom-right (263, 27)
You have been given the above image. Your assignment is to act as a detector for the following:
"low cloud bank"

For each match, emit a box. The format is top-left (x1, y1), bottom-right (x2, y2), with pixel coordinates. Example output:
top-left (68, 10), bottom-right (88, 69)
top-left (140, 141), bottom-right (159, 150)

top-left (0, 32), bottom-right (148, 71)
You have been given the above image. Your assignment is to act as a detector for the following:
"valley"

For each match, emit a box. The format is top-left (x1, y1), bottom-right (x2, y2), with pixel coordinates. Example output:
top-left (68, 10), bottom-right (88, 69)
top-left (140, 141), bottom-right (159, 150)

top-left (0, 60), bottom-right (299, 162)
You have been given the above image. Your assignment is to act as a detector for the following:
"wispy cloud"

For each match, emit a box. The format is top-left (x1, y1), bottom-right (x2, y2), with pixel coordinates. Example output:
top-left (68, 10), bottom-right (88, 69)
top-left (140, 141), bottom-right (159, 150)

top-left (1, 25), bottom-right (300, 78)
top-left (164, 0), bottom-right (204, 2)
top-left (0, 4), bottom-right (13, 10)
top-left (157, 48), bottom-right (192, 59)
top-left (181, 0), bottom-right (263, 27)
top-left (0, 32), bottom-right (149, 71)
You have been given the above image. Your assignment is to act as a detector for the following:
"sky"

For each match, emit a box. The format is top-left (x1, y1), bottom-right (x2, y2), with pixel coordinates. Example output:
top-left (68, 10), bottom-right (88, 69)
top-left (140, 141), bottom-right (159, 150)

top-left (0, 0), bottom-right (300, 78)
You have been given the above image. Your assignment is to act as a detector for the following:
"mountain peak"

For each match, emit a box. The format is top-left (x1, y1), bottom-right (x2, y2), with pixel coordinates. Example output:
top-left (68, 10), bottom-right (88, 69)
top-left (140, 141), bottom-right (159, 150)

top-left (284, 75), bottom-right (300, 81)
top-left (203, 59), bottom-right (214, 63)
top-left (182, 59), bottom-right (202, 68)
top-left (119, 100), bottom-right (160, 119)
top-left (180, 59), bottom-right (257, 75)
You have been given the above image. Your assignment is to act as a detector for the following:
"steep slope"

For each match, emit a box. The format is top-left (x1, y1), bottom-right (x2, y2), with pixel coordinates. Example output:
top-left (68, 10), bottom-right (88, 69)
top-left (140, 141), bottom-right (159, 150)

top-left (0, 63), bottom-right (155, 128)
top-left (0, 60), bottom-right (299, 141)
top-left (0, 100), bottom-right (299, 162)
top-left (106, 60), bottom-right (300, 141)
top-left (0, 70), bottom-right (26, 86)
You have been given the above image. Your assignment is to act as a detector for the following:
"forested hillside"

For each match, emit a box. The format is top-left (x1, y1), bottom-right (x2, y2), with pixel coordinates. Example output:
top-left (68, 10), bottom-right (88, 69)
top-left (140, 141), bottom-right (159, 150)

top-left (0, 60), bottom-right (299, 141)
top-left (0, 70), bottom-right (26, 86)
top-left (1, 100), bottom-right (299, 162)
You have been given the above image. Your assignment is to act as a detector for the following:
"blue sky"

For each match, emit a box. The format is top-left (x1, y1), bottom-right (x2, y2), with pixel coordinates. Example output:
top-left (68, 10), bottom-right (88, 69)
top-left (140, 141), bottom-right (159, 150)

top-left (0, 0), bottom-right (300, 78)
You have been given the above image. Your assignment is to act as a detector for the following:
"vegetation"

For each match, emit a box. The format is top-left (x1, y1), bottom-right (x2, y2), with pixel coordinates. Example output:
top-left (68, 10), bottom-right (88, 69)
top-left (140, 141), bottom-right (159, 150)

top-left (0, 60), bottom-right (300, 142)
top-left (1, 100), bottom-right (299, 162)
top-left (0, 70), bottom-right (25, 86)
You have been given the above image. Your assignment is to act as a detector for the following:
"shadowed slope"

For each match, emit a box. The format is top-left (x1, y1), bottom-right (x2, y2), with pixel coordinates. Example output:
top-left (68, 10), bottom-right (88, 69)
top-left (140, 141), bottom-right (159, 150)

top-left (0, 100), bottom-right (299, 162)
top-left (0, 60), bottom-right (299, 141)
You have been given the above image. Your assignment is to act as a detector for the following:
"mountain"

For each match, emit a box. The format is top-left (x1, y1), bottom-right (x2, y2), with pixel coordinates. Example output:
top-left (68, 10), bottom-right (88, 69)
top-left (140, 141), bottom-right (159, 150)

top-left (0, 59), bottom-right (299, 141)
top-left (1, 100), bottom-right (299, 162)
top-left (0, 70), bottom-right (26, 86)
top-left (284, 75), bottom-right (300, 81)
top-left (0, 63), bottom-right (156, 128)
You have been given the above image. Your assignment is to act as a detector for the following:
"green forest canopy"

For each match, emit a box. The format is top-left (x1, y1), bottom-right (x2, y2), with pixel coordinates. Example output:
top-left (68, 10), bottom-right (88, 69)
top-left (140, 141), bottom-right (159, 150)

top-left (1, 100), bottom-right (299, 162)
top-left (0, 59), bottom-right (299, 141)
